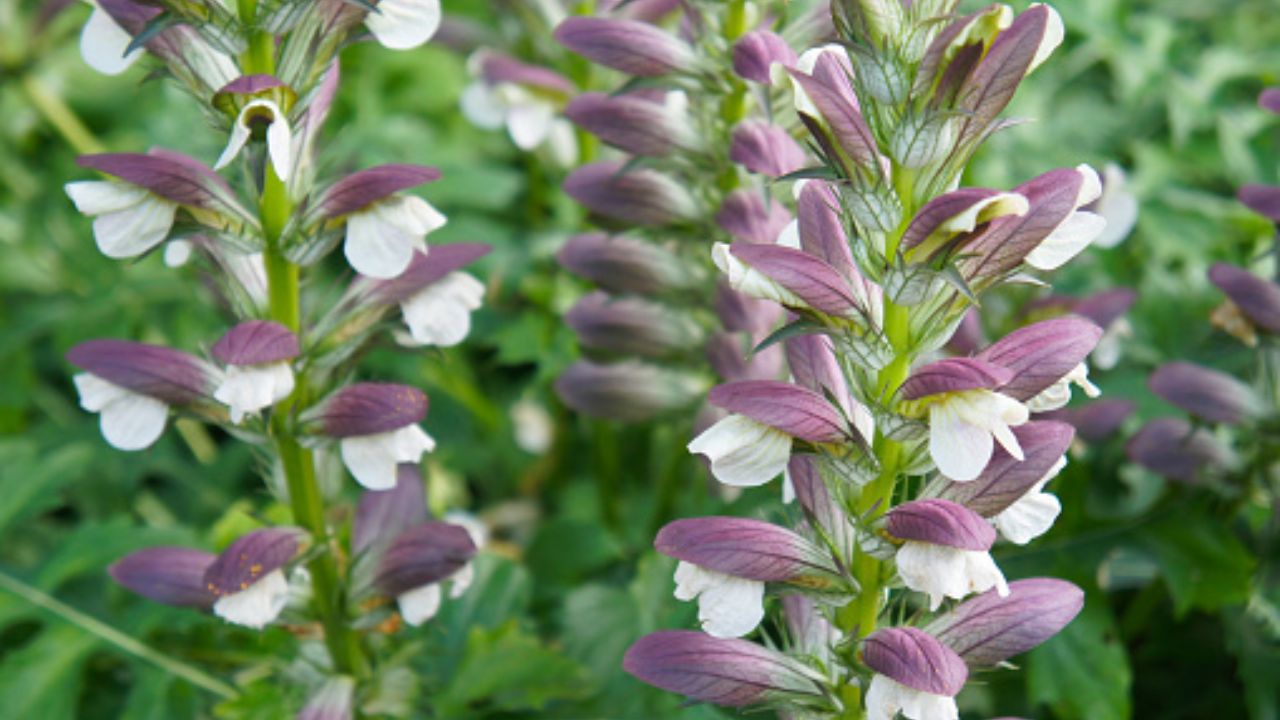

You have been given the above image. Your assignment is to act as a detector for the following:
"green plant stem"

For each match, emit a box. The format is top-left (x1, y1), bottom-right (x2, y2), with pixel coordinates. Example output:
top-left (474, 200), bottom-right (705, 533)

top-left (21, 74), bottom-right (105, 155)
top-left (0, 570), bottom-right (238, 699)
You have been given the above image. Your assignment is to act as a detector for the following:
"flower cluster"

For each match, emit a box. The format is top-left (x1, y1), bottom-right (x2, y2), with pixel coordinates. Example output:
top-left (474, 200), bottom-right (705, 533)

top-left (546, 1), bottom-right (834, 425)
top-left (64, 0), bottom-right (488, 712)
top-left (624, 3), bottom-right (1112, 717)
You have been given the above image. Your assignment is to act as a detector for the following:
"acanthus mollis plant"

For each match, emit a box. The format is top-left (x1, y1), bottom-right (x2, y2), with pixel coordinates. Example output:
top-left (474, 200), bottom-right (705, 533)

top-left (551, 0), bottom-right (835, 429)
top-left (64, 0), bottom-right (493, 714)
top-left (625, 2), bottom-right (1115, 717)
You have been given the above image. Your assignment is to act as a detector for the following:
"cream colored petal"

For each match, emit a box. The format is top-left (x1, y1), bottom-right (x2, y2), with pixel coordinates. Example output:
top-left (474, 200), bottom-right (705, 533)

top-left (396, 583), bottom-right (442, 626)
top-left (214, 362), bottom-right (294, 424)
top-left (993, 490), bottom-right (1061, 545)
top-left (344, 206), bottom-right (422, 279)
top-left (99, 391), bottom-right (169, 451)
top-left (459, 82), bottom-right (507, 129)
top-left (365, 0), bottom-right (442, 50)
top-left (1025, 210), bottom-right (1107, 270)
top-left (506, 100), bottom-right (555, 150)
top-left (398, 272), bottom-right (485, 347)
top-left (340, 433), bottom-right (401, 490)
top-left (65, 180), bottom-right (146, 215)
top-left (672, 562), bottom-right (764, 638)
top-left (687, 414), bottom-right (792, 488)
top-left (92, 195), bottom-right (178, 258)
top-left (929, 401), bottom-right (993, 482)
top-left (213, 569), bottom-right (289, 629)
top-left (73, 372), bottom-right (128, 412)
top-left (80, 5), bottom-right (142, 75)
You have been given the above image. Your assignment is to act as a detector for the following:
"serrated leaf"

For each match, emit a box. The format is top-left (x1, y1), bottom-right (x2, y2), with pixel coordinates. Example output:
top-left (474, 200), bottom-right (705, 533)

top-left (1137, 512), bottom-right (1255, 616)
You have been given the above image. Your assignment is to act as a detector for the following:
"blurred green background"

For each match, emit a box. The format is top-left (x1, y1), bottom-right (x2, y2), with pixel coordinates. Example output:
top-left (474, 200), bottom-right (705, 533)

top-left (0, 0), bottom-right (1278, 717)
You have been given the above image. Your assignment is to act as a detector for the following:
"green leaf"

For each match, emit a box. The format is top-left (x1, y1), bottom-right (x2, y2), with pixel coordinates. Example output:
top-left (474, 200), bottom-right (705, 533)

top-left (435, 621), bottom-right (592, 717)
top-left (1027, 596), bottom-right (1132, 720)
top-left (0, 624), bottom-right (98, 720)
top-left (1137, 512), bottom-right (1255, 616)
top-left (0, 439), bottom-right (93, 534)
top-left (526, 518), bottom-right (624, 587)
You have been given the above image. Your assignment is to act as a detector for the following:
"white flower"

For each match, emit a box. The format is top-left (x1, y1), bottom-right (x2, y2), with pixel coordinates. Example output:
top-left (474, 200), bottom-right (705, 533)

top-left (1025, 164), bottom-right (1106, 271)
top-left (340, 425), bottom-right (436, 490)
top-left (927, 390), bottom-right (1029, 482)
top-left (396, 511), bottom-right (484, 626)
top-left (215, 100), bottom-right (294, 181)
top-left (396, 582), bottom-right (442, 626)
top-left (365, 0), bottom-right (442, 51)
top-left (1093, 163), bottom-right (1138, 248)
top-left (896, 541), bottom-right (1008, 610)
top-left (673, 561), bottom-right (765, 638)
top-left (1092, 317), bottom-right (1131, 371)
top-left (396, 272), bottom-right (485, 347)
top-left (79, 1), bottom-right (142, 75)
top-left (214, 362), bottom-right (295, 424)
top-left (688, 414), bottom-right (792, 488)
top-left (992, 456), bottom-right (1067, 545)
top-left (511, 399), bottom-right (554, 454)
top-left (344, 195), bottom-right (446, 279)
top-left (1026, 361), bottom-right (1101, 412)
top-left (64, 181), bottom-right (178, 259)
top-left (460, 76), bottom-right (578, 164)
top-left (865, 673), bottom-right (959, 720)
top-left (212, 568), bottom-right (289, 629)
top-left (73, 373), bottom-right (169, 451)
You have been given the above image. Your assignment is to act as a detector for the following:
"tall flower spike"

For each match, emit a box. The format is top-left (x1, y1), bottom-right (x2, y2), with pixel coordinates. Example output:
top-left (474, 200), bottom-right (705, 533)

top-left (203, 528), bottom-right (304, 629)
top-left (361, 245), bottom-right (491, 347)
top-left (657, 516), bottom-right (846, 637)
top-left (901, 357), bottom-right (1028, 482)
top-left (862, 627), bottom-right (967, 720)
top-left (375, 521), bottom-right (476, 625)
top-left (212, 321), bottom-right (300, 423)
top-left (305, 383), bottom-right (435, 490)
top-left (927, 578), bottom-right (1084, 666)
top-left (363, 0), bottom-right (442, 51)
top-left (624, 631), bottom-right (827, 708)
top-left (886, 498), bottom-right (1008, 610)
top-left (690, 380), bottom-right (850, 488)
top-left (314, 164), bottom-right (447, 279)
top-left (67, 339), bottom-right (221, 450)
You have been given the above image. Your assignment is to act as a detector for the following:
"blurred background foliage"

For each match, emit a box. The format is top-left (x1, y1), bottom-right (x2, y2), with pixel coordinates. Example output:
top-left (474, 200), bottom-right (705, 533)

top-left (0, 0), bottom-right (1277, 717)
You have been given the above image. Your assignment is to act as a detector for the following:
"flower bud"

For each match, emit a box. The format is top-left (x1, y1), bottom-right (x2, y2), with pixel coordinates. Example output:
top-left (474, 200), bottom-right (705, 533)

top-left (1039, 398), bottom-right (1134, 443)
top-left (1239, 184), bottom-right (1280, 223)
top-left (305, 383), bottom-right (435, 490)
top-left (787, 53), bottom-right (879, 171)
top-left (109, 547), bottom-right (217, 608)
top-left (554, 17), bottom-right (696, 76)
top-left (715, 191), bottom-right (793, 244)
top-left (914, 4), bottom-right (1013, 99)
top-left (212, 321), bottom-right (300, 423)
top-left (862, 627), bottom-right (966, 720)
top-left (374, 521), bottom-right (476, 597)
top-left (729, 121), bottom-right (807, 178)
top-left (1260, 87), bottom-right (1280, 114)
top-left (624, 631), bottom-right (825, 707)
top-left (1208, 262), bottom-right (1280, 334)
top-left (567, 291), bottom-right (703, 359)
top-left (565, 92), bottom-right (698, 157)
top-left (557, 233), bottom-right (694, 295)
top-left (555, 360), bottom-right (705, 421)
top-left (1127, 417), bottom-right (1229, 484)
top-left (957, 5), bottom-right (1060, 139)
top-left (732, 30), bottom-right (797, 85)
top-left (1149, 362), bottom-right (1263, 425)
top-left (717, 242), bottom-right (863, 319)
top-left (564, 161), bottom-right (699, 226)
top-left (927, 578), bottom-right (1083, 666)
top-left (900, 187), bottom-right (1029, 261)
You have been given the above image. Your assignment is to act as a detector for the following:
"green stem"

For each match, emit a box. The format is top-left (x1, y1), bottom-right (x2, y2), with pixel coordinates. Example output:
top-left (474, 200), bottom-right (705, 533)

top-left (21, 75), bottom-right (105, 155)
top-left (0, 570), bottom-right (238, 699)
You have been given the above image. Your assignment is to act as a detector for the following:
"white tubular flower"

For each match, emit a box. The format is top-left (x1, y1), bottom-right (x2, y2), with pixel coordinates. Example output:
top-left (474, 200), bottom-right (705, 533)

top-left (673, 561), bottom-right (765, 638)
top-left (345, 195), bottom-right (447, 279)
top-left (74, 373), bottom-right (169, 451)
top-left (687, 414), bottom-right (792, 488)
top-left (396, 582), bottom-right (443, 626)
top-left (887, 499), bottom-right (1009, 611)
top-left (64, 181), bottom-right (178, 259)
top-left (397, 272), bottom-right (485, 347)
top-left (928, 390), bottom-right (1029, 482)
top-left (1025, 164), bottom-right (1106, 270)
top-left (214, 363), bottom-right (294, 423)
top-left (992, 456), bottom-right (1067, 545)
top-left (79, 1), bottom-right (142, 75)
top-left (461, 51), bottom-right (578, 163)
top-left (215, 99), bottom-right (294, 180)
top-left (1026, 361), bottom-right (1101, 413)
top-left (211, 321), bottom-right (300, 424)
top-left (1092, 163), bottom-right (1139, 248)
top-left (865, 673), bottom-right (959, 720)
top-left (341, 426), bottom-right (436, 491)
top-left (365, 0), bottom-right (442, 51)
top-left (212, 568), bottom-right (290, 629)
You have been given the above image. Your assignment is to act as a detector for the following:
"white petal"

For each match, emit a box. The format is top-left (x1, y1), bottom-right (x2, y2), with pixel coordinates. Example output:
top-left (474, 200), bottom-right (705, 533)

top-left (214, 362), bottom-right (294, 424)
top-left (65, 180), bottom-right (146, 215)
top-left (80, 5), bottom-right (142, 75)
top-left (993, 490), bottom-right (1061, 545)
top-left (396, 583), bottom-right (442, 626)
top-left (687, 414), bottom-right (792, 488)
top-left (866, 674), bottom-right (958, 720)
top-left (776, 219), bottom-right (801, 248)
top-left (339, 426), bottom-right (435, 490)
top-left (782, 467), bottom-right (796, 504)
top-left (1027, 3), bottom-right (1064, 73)
top-left (266, 109), bottom-right (294, 180)
top-left (1093, 164), bottom-right (1138, 248)
top-left (365, 0), bottom-right (442, 50)
top-left (448, 562), bottom-right (474, 599)
top-left (546, 118), bottom-right (579, 168)
top-left (895, 541), bottom-right (971, 610)
top-left (506, 100), bottom-right (555, 150)
top-left (939, 192), bottom-right (1029, 235)
top-left (164, 239), bottom-right (194, 267)
top-left (672, 562), bottom-right (765, 638)
top-left (929, 401), bottom-right (993, 482)
top-left (1024, 210), bottom-right (1107, 270)
top-left (99, 391), bottom-right (169, 451)
top-left (511, 399), bottom-right (553, 454)
top-left (73, 372), bottom-right (128, 412)
top-left (215, 121), bottom-right (252, 171)
top-left (213, 569), bottom-right (289, 629)
top-left (459, 82), bottom-right (507, 130)
top-left (344, 196), bottom-right (443, 278)
top-left (1075, 164), bottom-right (1104, 207)
top-left (711, 242), bottom-right (807, 309)
top-left (398, 272), bottom-right (485, 347)
top-left (92, 195), bottom-right (178, 258)
top-left (963, 549), bottom-right (1008, 597)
